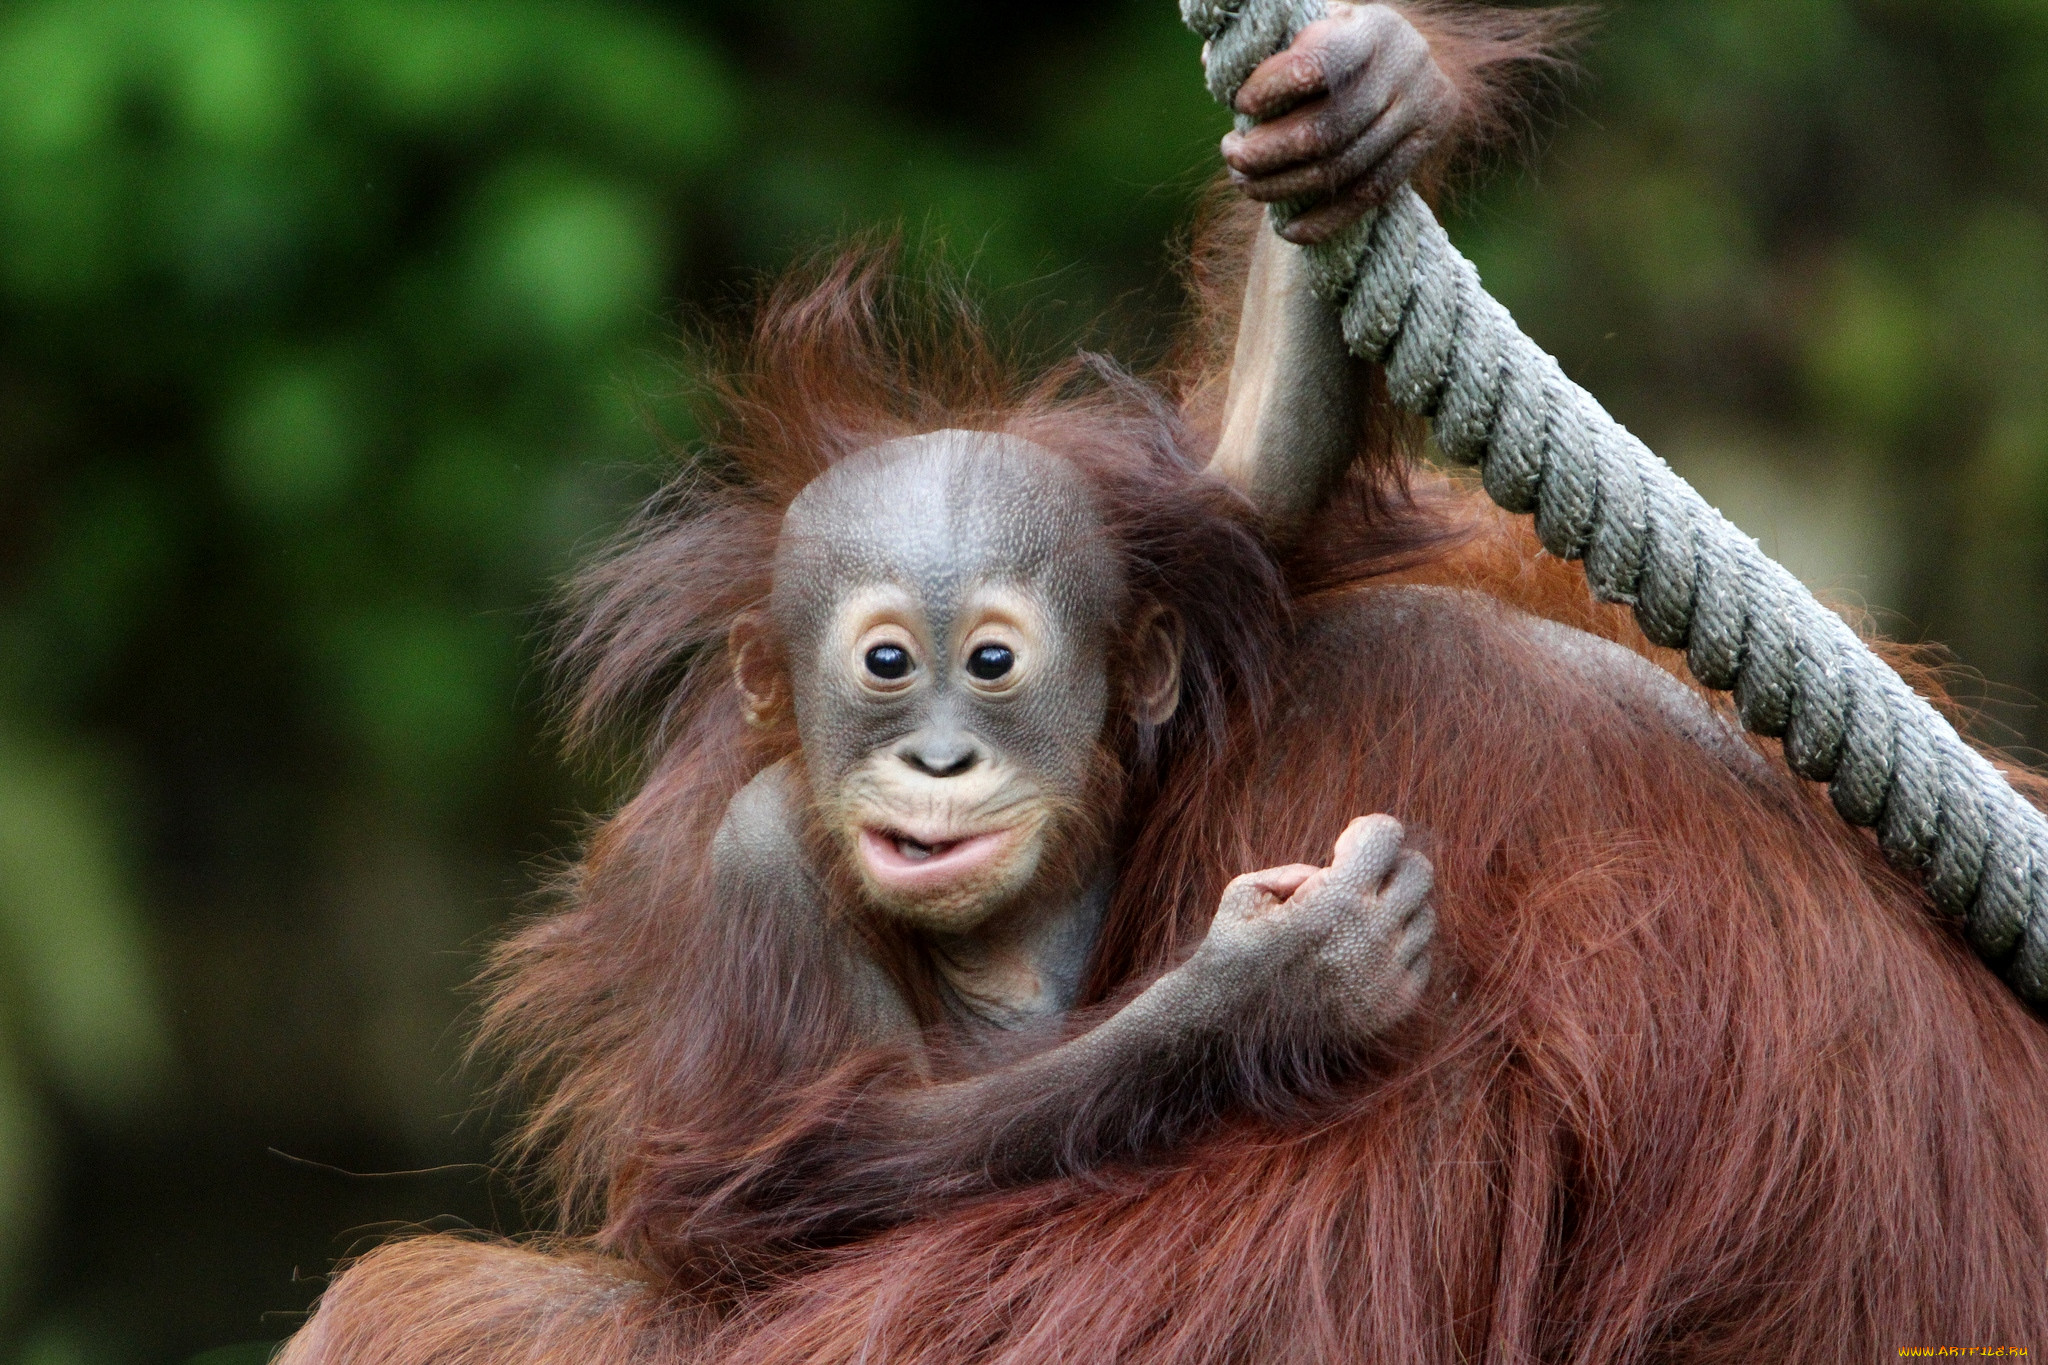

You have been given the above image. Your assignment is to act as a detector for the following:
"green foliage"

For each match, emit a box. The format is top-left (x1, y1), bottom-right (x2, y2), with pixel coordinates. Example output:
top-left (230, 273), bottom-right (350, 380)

top-left (0, 0), bottom-right (2041, 1359)
top-left (181, 1346), bottom-right (274, 1365)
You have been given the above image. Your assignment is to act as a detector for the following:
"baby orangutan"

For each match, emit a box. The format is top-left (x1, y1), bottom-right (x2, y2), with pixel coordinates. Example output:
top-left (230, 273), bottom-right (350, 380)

top-left (276, 5), bottom-right (1584, 1355)
top-left (652, 428), bottom-right (1435, 1267)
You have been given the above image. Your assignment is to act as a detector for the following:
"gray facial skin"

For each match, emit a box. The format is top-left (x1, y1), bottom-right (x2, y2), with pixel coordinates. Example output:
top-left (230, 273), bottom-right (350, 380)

top-left (773, 431), bottom-right (1124, 802)
top-left (714, 429), bottom-right (1436, 1202)
top-left (763, 433), bottom-right (1131, 1019)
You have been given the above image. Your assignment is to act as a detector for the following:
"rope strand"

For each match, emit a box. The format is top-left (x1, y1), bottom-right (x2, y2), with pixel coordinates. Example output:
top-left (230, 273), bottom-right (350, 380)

top-left (1183, 0), bottom-right (2048, 1004)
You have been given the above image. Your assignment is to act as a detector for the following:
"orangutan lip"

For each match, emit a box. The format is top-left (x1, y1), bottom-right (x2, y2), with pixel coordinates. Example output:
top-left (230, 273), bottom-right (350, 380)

top-left (858, 825), bottom-right (1020, 890)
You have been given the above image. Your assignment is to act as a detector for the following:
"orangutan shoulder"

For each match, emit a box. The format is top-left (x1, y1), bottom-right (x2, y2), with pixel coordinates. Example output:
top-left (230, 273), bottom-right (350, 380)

top-left (1297, 585), bottom-right (1765, 775)
top-left (714, 757), bottom-right (810, 873)
top-left (713, 756), bottom-right (919, 1045)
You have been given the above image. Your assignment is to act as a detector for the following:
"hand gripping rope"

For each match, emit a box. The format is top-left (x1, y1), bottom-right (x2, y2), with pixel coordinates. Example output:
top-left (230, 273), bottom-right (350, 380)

top-left (1183, 0), bottom-right (2048, 1004)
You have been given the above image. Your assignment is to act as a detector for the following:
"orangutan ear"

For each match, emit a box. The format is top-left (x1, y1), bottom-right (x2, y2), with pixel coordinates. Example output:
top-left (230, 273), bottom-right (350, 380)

top-left (1129, 604), bottom-right (1184, 728)
top-left (729, 611), bottom-right (786, 729)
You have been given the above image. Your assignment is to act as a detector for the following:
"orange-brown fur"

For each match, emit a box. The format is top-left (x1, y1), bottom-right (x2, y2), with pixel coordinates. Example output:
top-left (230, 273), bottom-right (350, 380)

top-left (278, 10), bottom-right (2048, 1362)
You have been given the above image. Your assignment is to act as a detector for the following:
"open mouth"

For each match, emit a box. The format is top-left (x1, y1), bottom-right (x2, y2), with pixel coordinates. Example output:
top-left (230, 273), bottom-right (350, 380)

top-left (857, 825), bottom-right (1022, 893)
top-left (893, 834), bottom-right (954, 861)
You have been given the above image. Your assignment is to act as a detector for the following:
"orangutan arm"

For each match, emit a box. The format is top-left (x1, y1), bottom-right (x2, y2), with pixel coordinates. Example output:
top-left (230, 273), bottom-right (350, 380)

top-left (1211, 3), bottom-right (1568, 534)
top-left (873, 813), bottom-right (1436, 1185)
top-left (618, 812), bottom-right (1432, 1276)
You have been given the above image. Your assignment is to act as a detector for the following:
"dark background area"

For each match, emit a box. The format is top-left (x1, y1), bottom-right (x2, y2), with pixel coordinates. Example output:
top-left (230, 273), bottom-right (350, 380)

top-left (0, 0), bottom-right (2043, 1358)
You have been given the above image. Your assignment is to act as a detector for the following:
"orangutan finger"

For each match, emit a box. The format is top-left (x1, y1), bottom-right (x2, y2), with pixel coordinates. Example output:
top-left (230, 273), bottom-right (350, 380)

top-left (1231, 96), bottom-right (1432, 205)
top-left (1325, 814), bottom-right (1405, 897)
top-left (1273, 136), bottom-right (1429, 244)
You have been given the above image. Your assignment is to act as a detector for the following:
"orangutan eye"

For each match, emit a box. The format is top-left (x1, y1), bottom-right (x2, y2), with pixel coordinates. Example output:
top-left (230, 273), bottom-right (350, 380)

top-left (865, 644), bottom-right (912, 680)
top-left (967, 644), bottom-right (1015, 682)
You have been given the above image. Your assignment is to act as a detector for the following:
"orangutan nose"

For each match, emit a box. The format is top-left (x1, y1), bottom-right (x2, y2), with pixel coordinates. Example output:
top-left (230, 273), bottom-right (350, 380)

top-left (897, 730), bottom-right (982, 778)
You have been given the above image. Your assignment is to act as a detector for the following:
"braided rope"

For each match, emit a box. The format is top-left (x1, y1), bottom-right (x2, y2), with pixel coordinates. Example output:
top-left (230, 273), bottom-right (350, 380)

top-left (1184, 0), bottom-right (2048, 1003)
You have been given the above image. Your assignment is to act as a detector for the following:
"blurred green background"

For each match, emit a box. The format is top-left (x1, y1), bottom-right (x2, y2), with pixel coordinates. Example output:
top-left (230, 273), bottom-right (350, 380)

top-left (0, 0), bottom-right (2042, 1357)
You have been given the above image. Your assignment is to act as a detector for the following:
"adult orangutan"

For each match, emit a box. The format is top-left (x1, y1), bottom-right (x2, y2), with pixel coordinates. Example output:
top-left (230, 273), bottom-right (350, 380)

top-left (280, 4), bottom-right (2048, 1362)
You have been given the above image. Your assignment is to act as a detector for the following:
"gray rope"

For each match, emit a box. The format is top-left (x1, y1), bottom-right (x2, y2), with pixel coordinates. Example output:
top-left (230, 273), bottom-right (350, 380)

top-left (1184, 0), bottom-right (2048, 1004)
